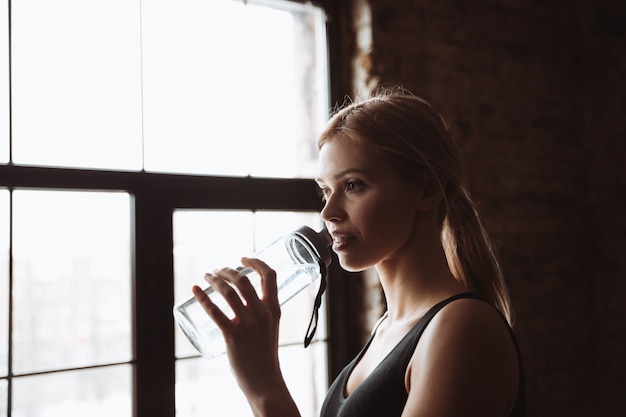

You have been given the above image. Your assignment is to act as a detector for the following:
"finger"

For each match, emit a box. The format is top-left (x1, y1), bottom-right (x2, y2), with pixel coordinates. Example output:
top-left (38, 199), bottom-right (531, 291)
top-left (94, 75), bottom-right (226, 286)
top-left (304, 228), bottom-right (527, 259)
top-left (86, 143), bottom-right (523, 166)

top-left (213, 267), bottom-right (261, 306)
top-left (241, 257), bottom-right (278, 306)
top-left (192, 284), bottom-right (232, 331)
top-left (204, 272), bottom-right (247, 314)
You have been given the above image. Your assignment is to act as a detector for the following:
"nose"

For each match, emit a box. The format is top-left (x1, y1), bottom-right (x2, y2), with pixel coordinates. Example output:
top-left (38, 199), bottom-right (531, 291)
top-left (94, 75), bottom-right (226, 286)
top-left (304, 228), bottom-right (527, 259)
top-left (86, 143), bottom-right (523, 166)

top-left (320, 193), bottom-right (345, 223)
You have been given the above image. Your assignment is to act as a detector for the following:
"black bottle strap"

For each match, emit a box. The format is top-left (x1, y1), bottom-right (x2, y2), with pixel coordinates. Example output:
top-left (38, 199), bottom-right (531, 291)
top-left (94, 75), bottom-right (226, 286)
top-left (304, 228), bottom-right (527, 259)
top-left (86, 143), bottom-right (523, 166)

top-left (303, 260), bottom-right (327, 348)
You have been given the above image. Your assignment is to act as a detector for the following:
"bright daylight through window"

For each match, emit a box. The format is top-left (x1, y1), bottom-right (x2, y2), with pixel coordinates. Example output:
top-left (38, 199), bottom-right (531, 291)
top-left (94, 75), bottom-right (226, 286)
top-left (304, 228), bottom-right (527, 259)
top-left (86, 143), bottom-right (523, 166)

top-left (1, 0), bottom-right (329, 416)
top-left (8, 0), bottom-right (326, 178)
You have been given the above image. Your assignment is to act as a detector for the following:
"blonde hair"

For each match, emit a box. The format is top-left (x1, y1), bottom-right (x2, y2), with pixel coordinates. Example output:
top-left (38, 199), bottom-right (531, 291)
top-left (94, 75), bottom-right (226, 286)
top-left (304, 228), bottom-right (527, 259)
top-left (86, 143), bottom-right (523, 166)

top-left (318, 87), bottom-right (513, 323)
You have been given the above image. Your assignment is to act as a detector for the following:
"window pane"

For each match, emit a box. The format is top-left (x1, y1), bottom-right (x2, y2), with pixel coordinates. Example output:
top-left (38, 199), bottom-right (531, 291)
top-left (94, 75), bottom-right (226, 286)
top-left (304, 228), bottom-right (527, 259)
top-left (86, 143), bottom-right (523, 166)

top-left (246, 1), bottom-right (329, 179)
top-left (0, 378), bottom-right (6, 416)
top-left (0, 189), bottom-right (8, 378)
top-left (279, 342), bottom-right (328, 417)
top-left (11, 0), bottom-right (143, 170)
top-left (175, 341), bottom-right (327, 417)
top-left (12, 365), bottom-right (132, 417)
top-left (173, 210), bottom-right (327, 417)
top-left (176, 356), bottom-right (250, 417)
top-left (0, 3), bottom-right (8, 163)
top-left (142, 0), bottom-right (328, 178)
top-left (12, 190), bottom-right (132, 374)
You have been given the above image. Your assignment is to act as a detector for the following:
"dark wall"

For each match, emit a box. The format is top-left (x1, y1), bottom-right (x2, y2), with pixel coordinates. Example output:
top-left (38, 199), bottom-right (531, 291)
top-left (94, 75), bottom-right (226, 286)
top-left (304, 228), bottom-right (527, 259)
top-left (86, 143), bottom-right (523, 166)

top-left (581, 1), bottom-right (626, 415)
top-left (330, 0), bottom-right (626, 416)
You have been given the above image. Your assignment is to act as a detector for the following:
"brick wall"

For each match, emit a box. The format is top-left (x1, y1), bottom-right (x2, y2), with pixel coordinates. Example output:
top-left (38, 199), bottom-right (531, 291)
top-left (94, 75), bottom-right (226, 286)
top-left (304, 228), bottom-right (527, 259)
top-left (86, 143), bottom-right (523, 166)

top-left (332, 0), bottom-right (626, 416)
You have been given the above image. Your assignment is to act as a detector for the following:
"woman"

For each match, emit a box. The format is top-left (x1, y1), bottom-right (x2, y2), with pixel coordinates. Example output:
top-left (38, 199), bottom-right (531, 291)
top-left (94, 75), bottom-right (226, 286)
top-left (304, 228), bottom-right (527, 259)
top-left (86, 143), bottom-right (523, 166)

top-left (193, 88), bottom-right (525, 416)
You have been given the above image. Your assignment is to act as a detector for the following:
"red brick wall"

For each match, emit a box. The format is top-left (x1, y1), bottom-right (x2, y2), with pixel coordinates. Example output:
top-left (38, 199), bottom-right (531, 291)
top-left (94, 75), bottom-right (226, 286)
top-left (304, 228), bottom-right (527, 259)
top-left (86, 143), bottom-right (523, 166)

top-left (331, 0), bottom-right (626, 416)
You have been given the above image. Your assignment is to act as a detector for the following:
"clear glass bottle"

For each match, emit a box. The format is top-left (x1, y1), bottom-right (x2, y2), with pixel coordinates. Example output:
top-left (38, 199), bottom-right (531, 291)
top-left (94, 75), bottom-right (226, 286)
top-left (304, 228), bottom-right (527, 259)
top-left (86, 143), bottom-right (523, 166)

top-left (173, 225), bottom-right (332, 359)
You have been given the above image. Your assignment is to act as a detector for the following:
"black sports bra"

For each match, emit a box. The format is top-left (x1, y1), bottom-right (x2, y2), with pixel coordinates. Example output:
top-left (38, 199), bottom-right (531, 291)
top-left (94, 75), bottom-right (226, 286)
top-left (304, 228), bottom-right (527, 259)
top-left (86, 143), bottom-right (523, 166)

top-left (320, 293), bottom-right (525, 417)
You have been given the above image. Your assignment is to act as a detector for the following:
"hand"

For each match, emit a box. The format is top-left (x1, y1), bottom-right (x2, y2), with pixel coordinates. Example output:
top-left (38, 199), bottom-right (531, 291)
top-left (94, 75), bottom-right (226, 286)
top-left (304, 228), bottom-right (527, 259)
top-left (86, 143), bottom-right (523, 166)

top-left (192, 257), bottom-right (282, 398)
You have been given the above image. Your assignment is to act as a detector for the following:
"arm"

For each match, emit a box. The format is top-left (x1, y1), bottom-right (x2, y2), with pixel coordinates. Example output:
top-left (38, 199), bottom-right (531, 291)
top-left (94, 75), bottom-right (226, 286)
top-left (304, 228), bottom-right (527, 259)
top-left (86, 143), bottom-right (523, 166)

top-left (402, 299), bottom-right (520, 417)
top-left (193, 257), bottom-right (301, 417)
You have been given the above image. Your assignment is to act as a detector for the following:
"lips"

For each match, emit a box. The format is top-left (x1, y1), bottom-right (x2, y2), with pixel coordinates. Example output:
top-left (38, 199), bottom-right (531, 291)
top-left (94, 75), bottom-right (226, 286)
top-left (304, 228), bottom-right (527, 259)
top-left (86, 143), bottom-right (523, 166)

top-left (330, 232), bottom-right (355, 250)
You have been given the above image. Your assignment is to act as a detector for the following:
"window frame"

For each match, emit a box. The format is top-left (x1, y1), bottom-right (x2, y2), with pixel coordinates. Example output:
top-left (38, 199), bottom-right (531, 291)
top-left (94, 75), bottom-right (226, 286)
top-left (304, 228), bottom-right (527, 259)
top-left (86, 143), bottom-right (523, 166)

top-left (0, 165), bottom-right (323, 415)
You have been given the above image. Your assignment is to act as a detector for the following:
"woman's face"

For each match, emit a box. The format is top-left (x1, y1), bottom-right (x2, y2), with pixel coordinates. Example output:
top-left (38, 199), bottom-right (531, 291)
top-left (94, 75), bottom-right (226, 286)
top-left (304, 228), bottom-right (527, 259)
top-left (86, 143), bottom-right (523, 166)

top-left (316, 136), bottom-right (423, 272)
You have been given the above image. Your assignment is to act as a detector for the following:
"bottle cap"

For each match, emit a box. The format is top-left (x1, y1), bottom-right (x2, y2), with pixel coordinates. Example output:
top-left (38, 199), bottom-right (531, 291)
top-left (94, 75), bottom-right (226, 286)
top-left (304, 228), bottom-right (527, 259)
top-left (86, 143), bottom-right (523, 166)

top-left (291, 225), bottom-right (332, 267)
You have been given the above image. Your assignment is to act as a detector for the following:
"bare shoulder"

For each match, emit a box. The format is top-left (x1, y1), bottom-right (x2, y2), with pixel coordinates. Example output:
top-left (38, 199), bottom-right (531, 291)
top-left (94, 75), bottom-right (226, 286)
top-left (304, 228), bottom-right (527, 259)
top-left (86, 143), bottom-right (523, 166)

top-left (425, 297), bottom-right (515, 348)
top-left (403, 297), bottom-right (520, 417)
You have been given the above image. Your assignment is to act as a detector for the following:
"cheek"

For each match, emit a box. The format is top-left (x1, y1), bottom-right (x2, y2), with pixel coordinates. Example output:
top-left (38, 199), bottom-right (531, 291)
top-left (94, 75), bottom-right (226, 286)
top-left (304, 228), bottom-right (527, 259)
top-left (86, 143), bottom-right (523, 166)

top-left (360, 196), bottom-right (417, 249)
top-left (358, 201), bottom-right (409, 250)
top-left (338, 191), bottom-right (419, 270)
top-left (331, 202), bottom-right (389, 271)
top-left (351, 198), bottom-right (387, 232)
top-left (359, 196), bottom-right (410, 232)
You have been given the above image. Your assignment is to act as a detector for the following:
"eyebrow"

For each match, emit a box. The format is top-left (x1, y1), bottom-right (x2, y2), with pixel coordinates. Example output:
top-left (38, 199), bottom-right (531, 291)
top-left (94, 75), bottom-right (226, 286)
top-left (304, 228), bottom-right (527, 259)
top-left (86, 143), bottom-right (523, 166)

top-left (315, 168), bottom-right (369, 183)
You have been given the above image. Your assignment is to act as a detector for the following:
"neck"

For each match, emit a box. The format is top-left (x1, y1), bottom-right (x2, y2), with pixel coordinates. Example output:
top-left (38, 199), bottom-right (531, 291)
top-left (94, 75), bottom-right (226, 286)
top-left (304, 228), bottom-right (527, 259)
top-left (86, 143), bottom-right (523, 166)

top-left (375, 217), bottom-right (466, 323)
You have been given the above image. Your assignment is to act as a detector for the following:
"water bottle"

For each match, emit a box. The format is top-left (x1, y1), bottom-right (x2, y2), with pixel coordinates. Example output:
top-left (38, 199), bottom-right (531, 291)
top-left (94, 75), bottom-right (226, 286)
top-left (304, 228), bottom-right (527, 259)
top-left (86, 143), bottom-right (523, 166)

top-left (173, 225), bottom-right (332, 359)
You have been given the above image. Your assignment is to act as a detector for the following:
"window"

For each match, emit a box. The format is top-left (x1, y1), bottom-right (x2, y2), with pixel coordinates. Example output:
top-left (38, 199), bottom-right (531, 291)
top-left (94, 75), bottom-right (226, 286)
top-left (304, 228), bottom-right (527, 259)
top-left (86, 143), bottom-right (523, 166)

top-left (173, 210), bottom-right (328, 416)
top-left (10, 190), bottom-right (133, 416)
top-left (0, 190), bottom-right (8, 415)
top-left (8, 0), bottom-right (327, 177)
top-left (10, 0), bottom-right (143, 171)
top-left (141, 0), bottom-right (327, 178)
top-left (1, 0), bottom-right (330, 416)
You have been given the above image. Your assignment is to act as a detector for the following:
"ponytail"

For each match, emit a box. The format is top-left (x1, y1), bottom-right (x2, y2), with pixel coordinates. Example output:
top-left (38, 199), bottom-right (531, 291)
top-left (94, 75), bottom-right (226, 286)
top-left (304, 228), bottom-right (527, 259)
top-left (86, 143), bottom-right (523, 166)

top-left (442, 187), bottom-right (513, 324)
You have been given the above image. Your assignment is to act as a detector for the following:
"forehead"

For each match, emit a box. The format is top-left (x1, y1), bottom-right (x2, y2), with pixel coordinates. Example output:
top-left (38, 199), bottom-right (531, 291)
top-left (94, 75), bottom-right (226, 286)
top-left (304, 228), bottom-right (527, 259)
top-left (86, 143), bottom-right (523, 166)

top-left (316, 138), bottom-right (388, 182)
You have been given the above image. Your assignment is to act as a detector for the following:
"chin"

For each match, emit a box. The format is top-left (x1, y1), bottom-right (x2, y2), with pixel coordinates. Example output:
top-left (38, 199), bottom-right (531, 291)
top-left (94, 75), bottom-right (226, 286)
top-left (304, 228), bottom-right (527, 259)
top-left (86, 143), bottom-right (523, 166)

top-left (337, 256), bottom-right (373, 274)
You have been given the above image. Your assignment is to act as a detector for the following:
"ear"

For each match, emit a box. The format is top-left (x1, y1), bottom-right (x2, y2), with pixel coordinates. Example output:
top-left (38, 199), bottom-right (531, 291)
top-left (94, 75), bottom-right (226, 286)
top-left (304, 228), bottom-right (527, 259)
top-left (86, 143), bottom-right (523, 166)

top-left (416, 178), bottom-right (444, 212)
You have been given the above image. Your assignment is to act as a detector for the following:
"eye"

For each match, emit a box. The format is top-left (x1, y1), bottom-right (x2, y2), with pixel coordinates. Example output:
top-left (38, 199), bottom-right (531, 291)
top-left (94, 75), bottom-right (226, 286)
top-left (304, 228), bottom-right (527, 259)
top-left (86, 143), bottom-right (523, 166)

top-left (316, 185), bottom-right (330, 202)
top-left (345, 179), bottom-right (365, 193)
